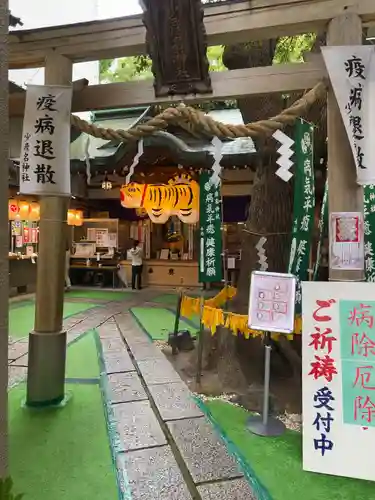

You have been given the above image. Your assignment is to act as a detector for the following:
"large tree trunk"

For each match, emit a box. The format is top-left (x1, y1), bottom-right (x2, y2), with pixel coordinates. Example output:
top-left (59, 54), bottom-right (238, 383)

top-left (213, 41), bottom-right (290, 393)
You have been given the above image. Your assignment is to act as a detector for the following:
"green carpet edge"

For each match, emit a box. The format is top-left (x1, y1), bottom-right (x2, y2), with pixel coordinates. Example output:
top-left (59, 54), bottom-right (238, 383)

top-left (195, 397), bottom-right (273, 500)
top-left (165, 306), bottom-right (200, 330)
top-left (128, 308), bottom-right (155, 343)
top-left (93, 328), bottom-right (132, 500)
top-left (129, 306), bottom-right (199, 340)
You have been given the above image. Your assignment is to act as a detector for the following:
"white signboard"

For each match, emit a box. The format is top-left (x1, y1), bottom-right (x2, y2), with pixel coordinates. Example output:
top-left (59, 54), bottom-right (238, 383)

top-left (248, 271), bottom-right (296, 333)
top-left (96, 229), bottom-right (109, 247)
top-left (322, 46), bottom-right (375, 185)
top-left (19, 84), bottom-right (73, 196)
top-left (329, 212), bottom-right (364, 271)
top-left (302, 281), bottom-right (375, 482)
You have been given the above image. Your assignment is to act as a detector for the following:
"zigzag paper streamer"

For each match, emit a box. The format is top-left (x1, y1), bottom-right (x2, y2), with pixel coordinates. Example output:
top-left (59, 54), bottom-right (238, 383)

top-left (125, 139), bottom-right (144, 184)
top-left (255, 236), bottom-right (268, 271)
top-left (210, 136), bottom-right (224, 186)
top-left (272, 129), bottom-right (294, 182)
top-left (84, 135), bottom-right (91, 185)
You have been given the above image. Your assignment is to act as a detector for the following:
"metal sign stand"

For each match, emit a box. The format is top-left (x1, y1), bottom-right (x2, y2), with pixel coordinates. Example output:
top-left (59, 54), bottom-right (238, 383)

top-left (246, 270), bottom-right (297, 437)
top-left (246, 331), bottom-right (286, 436)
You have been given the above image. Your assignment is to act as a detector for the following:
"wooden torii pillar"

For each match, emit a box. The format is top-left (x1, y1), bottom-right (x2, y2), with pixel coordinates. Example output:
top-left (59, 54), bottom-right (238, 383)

top-left (327, 13), bottom-right (364, 282)
top-left (26, 54), bottom-right (73, 407)
top-left (0, 0), bottom-right (8, 478)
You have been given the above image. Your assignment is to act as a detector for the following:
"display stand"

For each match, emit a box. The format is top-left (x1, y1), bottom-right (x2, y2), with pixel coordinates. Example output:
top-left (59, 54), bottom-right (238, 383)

top-left (246, 332), bottom-right (286, 436)
top-left (246, 270), bottom-right (297, 438)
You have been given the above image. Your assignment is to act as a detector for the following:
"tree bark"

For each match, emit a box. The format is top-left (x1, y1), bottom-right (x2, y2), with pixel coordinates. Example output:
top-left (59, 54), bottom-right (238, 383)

top-left (214, 41), bottom-right (285, 393)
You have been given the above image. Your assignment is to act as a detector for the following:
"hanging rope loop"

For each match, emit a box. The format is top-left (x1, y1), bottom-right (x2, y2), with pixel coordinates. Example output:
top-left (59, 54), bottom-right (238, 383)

top-left (71, 81), bottom-right (327, 142)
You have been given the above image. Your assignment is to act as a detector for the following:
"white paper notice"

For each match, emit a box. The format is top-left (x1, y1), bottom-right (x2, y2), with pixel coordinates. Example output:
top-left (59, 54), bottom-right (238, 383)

top-left (329, 212), bottom-right (364, 271)
top-left (96, 229), bottom-right (109, 247)
top-left (248, 271), bottom-right (296, 333)
top-left (19, 84), bottom-right (73, 196)
top-left (302, 281), bottom-right (375, 482)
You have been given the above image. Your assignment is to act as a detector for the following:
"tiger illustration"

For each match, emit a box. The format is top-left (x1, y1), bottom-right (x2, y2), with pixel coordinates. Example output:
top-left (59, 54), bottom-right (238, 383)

top-left (120, 176), bottom-right (199, 224)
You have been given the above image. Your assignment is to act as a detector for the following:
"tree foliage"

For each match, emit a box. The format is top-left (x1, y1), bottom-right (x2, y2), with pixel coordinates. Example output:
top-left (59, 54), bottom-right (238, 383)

top-left (99, 33), bottom-right (316, 83)
top-left (99, 45), bottom-right (226, 83)
top-left (274, 34), bottom-right (316, 63)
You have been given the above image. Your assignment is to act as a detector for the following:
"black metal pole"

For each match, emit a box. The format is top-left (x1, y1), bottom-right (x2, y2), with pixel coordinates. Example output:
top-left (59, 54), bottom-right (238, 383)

top-left (172, 289), bottom-right (183, 355)
top-left (196, 296), bottom-right (204, 385)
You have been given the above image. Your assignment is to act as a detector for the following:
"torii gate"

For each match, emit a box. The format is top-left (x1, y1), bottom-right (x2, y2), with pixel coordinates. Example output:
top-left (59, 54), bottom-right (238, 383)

top-left (1, 0), bottom-right (375, 476)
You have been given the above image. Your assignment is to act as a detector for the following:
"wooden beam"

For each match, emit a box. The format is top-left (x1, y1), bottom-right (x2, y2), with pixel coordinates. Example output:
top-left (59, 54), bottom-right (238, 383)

top-left (9, 0), bottom-right (375, 69)
top-left (9, 60), bottom-right (326, 116)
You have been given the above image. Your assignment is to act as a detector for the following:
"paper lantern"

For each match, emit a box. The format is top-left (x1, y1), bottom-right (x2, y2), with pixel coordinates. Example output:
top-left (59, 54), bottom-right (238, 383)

top-left (120, 175), bottom-right (199, 224)
top-left (8, 199), bottom-right (19, 220)
top-left (67, 210), bottom-right (75, 226)
top-left (18, 202), bottom-right (30, 220)
top-left (67, 210), bottom-right (84, 226)
top-left (74, 210), bottom-right (83, 226)
top-left (29, 202), bottom-right (40, 221)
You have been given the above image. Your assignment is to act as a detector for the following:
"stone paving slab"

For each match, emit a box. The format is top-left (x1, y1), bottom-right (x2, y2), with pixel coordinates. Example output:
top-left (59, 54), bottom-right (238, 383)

top-left (130, 342), bottom-right (164, 362)
top-left (10, 353), bottom-right (28, 366)
top-left (8, 366), bottom-right (27, 387)
top-left (149, 382), bottom-right (204, 421)
top-left (104, 351), bottom-right (135, 375)
top-left (113, 400), bottom-right (167, 451)
top-left (117, 446), bottom-right (192, 500)
top-left (101, 338), bottom-right (128, 354)
top-left (198, 478), bottom-right (256, 499)
top-left (107, 372), bottom-right (147, 404)
top-left (167, 417), bottom-right (243, 484)
top-left (8, 342), bottom-right (28, 361)
top-left (137, 359), bottom-right (182, 385)
top-left (97, 324), bottom-right (122, 339)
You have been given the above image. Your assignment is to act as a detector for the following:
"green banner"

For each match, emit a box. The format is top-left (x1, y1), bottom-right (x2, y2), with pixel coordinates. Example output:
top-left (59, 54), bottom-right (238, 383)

top-left (199, 172), bottom-right (223, 283)
top-left (289, 119), bottom-right (315, 310)
top-left (364, 185), bottom-right (375, 282)
top-left (313, 179), bottom-right (328, 281)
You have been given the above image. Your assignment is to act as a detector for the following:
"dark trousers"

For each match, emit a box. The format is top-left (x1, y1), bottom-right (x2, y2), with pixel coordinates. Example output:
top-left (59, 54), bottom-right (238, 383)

top-left (132, 265), bottom-right (143, 289)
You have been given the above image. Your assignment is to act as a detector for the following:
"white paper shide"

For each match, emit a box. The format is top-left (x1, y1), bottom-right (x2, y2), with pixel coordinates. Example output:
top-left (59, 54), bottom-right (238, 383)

top-left (19, 84), bottom-right (73, 196)
top-left (322, 46), bottom-right (375, 185)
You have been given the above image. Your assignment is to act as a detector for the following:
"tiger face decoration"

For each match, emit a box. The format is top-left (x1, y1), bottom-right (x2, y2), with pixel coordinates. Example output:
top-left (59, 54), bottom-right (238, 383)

top-left (120, 175), bottom-right (199, 224)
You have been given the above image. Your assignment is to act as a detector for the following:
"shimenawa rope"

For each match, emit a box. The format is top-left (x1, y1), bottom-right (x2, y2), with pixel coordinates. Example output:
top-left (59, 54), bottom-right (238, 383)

top-left (70, 81), bottom-right (327, 142)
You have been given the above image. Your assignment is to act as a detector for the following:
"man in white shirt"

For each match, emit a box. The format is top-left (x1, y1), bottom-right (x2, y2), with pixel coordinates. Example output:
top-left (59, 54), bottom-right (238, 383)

top-left (130, 240), bottom-right (143, 290)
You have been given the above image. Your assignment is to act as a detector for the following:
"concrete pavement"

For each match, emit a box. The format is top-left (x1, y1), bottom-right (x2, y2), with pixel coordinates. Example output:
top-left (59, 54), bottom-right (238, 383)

top-left (8, 291), bottom-right (256, 500)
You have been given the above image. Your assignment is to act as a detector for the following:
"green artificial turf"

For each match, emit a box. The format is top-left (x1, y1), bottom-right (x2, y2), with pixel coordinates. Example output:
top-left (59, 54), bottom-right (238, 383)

top-left (152, 294), bottom-right (180, 305)
top-left (130, 306), bottom-right (199, 341)
top-left (66, 289), bottom-right (130, 301)
top-left (66, 331), bottom-right (101, 379)
top-left (10, 383), bottom-right (118, 500)
top-left (9, 302), bottom-right (97, 339)
top-left (9, 299), bottom-right (34, 310)
top-left (204, 400), bottom-right (375, 500)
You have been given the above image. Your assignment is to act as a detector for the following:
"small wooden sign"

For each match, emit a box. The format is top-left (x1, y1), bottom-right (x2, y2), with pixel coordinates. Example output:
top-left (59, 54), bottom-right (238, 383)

top-left (142, 0), bottom-right (212, 97)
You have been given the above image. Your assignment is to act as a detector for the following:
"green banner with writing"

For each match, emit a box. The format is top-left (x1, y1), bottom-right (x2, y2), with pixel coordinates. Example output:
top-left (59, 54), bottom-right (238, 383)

top-left (313, 179), bottom-right (328, 281)
top-left (199, 172), bottom-right (223, 283)
top-left (288, 119), bottom-right (315, 310)
top-left (364, 185), bottom-right (375, 282)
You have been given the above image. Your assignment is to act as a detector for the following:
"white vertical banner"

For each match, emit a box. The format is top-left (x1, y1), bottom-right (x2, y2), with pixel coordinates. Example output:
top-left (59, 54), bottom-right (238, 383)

top-left (19, 84), bottom-right (73, 196)
top-left (302, 281), bottom-right (375, 482)
top-left (322, 46), bottom-right (375, 185)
